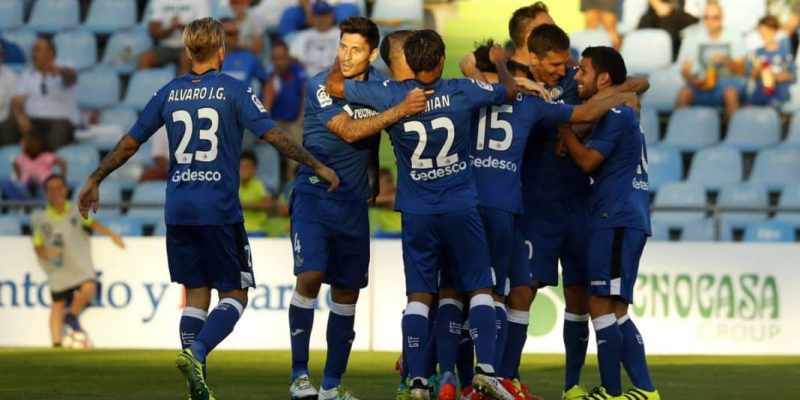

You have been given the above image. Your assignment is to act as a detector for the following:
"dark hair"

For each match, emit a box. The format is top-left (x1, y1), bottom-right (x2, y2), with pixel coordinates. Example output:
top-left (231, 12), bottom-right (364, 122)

top-left (36, 35), bottom-right (56, 54)
top-left (272, 39), bottom-right (288, 52)
top-left (527, 23), bottom-right (570, 57)
top-left (380, 30), bottom-right (413, 68)
top-left (473, 39), bottom-right (498, 74)
top-left (508, 2), bottom-right (549, 47)
top-left (404, 29), bottom-right (446, 74)
top-left (240, 150), bottom-right (258, 165)
top-left (44, 174), bottom-right (66, 187)
top-left (758, 15), bottom-right (779, 30)
top-left (339, 17), bottom-right (380, 51)
top-left (581, 46), bottom-right (627, 85)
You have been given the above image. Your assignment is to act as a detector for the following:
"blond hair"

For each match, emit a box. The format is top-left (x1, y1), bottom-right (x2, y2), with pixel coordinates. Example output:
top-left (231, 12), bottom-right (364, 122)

top-left (182, 17), bottom-right (224, 62)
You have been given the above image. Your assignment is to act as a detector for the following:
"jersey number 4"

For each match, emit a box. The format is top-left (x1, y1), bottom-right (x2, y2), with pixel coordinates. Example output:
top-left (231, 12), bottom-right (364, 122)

top-left (172, 108), bottom-right (220, 164)
top-left (404, 117), bottom-right (458, 168)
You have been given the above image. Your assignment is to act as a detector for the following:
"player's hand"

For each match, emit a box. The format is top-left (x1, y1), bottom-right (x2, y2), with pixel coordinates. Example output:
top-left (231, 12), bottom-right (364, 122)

top-left (489, 45), bottom-right (506, 64)
top-left (315, 165), bottom-right (340, 192)
top-left (515, 77), bottom-right (552, 101)
top-left (111, 234), bottom-right (125, 249)
top-left (554, 135), bottom-right (568, 157)
top-left (398, 88), bottom-right (427, 117)
top-left (77, 179), bottom-right (100, 219)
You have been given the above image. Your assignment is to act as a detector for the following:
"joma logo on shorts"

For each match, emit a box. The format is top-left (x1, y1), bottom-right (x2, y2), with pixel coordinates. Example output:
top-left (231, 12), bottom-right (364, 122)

top-left (590, 280), bottom-right (607, 286)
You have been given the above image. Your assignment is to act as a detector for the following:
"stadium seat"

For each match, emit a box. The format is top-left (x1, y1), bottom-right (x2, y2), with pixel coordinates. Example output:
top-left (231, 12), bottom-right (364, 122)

top-left (122, 68), bottom-right (174, 111)
top-left (101, 28), bottom-right (153, 75)
top-left (748, 146), bottom-right (800, 192)
top-left (77, 66), bottom-right (120, 109)
top-left (0, 216), bottom-right (22, 235)
top-left (128, 181), bottom-right (166, 227)
top-left (649, 220), bottom-right (670, 241)
top-left (641, 67), bottom-right (683, 112)
top-left (663, 106), bottom-right (720, 151)
top-left (781, 81), bottom-right (800, 114)
top-left (723, 107), bottom-right (781, 152)
top-left (619, 29), bottom-right (672, 75)
top-left (681, 218), bottom-right (732, 242)
top-left (619, 0), bottom-right (648, 34)
top-left (255, 144), bottom-right (282, 194)
top-left (687, 145), bottom-right (742, 191)
top-left (646, 144), bottom-right (681, 192)
top-left (0, 0), bottom-right (24, 30)
top-left (651, 182), bottom-right (707, 228)
top-left (84, 0), bottom-right (137, 33)
top-left (743, 220), bottom-right (794, 243)
top-left (99, 106), bottom-right (138, 133)
top-left (640, 106), bottom-right (660, 145)
top-left (717, 182), bottom-right (769, 228)
top-left (773, 184), bottom-right (800, 228)
top-left (720, 0), bottom-right (766, 32)
top-left (73, 179), bottom-right (123, 216)
top-left (95, 216), bottom-right (144, 237)
top-left (56, 144), bottom-right (100, 187)
top-left (785, 111), bottom-right (800, 146)
top-left (53, 29), bottom-right (98, 71)
top-left (0, 145), bottom-right (21, 180)
top-left (2, 28), bottom-right (37, 63)
top-left (371, 0), bottom-right (423, 28)
top-left (27, 0), bottom-right (80, 33)
top-left (153, 220), bottom-right (167, 236)
top-left (570, 29), bottom-right (613, 54)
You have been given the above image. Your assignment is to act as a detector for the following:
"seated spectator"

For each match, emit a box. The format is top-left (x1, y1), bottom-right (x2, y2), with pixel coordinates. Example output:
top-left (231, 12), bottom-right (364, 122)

top-left (264, 40), bottom-right (307, 145)
top-left (288, 1), bottom-right (341, 77)
top-left (746, 16), bottom-right (796, 107)
top-left (230, 0), bottom-right (263, 54)
top-left (1, 134), bottom-right (66, 200)
top-left (221, 18), bottom-right (268, 94)
top-left (239, 150), bottom-right (272, 237)
top-left (638, 0), bottom-right (699, 60)
top-left (139, 126), bottom-right (168, 182)
top-left (279, 0), bottom-right (359, 38)
top-left (9, 37), bottom-right (79, 151)
top-left (581, 0), bottom-right (620, 49)
top-left (675, 1), bottom-right (745, 120)
top-left (371, 168), bottom-right (401, 238)
top-left (138, 0), bottom-right (211, 75)
top-left (0, 42), bottom-right (19, 144)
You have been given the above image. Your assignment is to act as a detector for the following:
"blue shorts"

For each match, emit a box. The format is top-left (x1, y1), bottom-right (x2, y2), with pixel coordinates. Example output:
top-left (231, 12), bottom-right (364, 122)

top-left (691, 78), bottom-right (743, 106)
top-left (478, 207), bottom-right (532, 296)
top-left (166, 222), bottom-right (255, 291)
top-left (522, 196), bottom-right (589, 288)
top-left (586, 227), bottom-right (647, 304)
top-left (402, 208), bottom-right (494, 295)
top-left (290, 192), bottom-right (370, 289)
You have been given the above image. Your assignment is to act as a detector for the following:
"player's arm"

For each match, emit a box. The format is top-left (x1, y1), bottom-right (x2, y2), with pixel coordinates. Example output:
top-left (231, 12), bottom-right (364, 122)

top-left (326, 56), bottom-right (346, 98)
top-left (490, 46), bottom-right (518, 101)
top-left (89, 221), bottom-right (126, 249)
top-left (262, 126), bottom-right (340, 192)
top-left (569, 92), bottom-right (639, 124)
top-left (325, 88), bottom-right (426, 143)
top-left (77, 135), bottom-right (142, 218)
top-left (460, 52), bottom-right (489, 82)
top-left (559, 125), bottom-right (605, 173)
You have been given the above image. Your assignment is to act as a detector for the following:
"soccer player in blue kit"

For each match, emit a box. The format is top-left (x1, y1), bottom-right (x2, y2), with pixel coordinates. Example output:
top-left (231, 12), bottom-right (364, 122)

top-left (76, 18), bottom-right (339, 400)
top-left (559, 46), bottom-right (659, 400)
top-left (288, 17), bottom-right (426, 400)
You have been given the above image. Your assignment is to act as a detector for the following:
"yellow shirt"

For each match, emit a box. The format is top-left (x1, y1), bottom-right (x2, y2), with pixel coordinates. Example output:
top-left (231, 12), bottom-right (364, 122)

top-left (239, 178), bottom-right (269, 234)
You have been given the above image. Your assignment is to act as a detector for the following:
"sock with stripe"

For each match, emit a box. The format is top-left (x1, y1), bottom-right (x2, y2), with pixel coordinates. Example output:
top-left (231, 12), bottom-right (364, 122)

top-left (618, 315), bottom-right (655, 391)
top-left (435, 299), bottom-right (464, 375)
top-left (179, 307), bottom-right (207, 350)
top-left (592, 313), bottom-right (623, 396)
top-left (493, 302), bottom-right (508, 374)
top-left (564, 311), bottom-right (590, 390)
top-left (322, 302), bottom-right (356, 390)
top-left (456, 319), bottom-right (475, 389)
top-left (402, 301), bottom-right (430, 382)
top-left (190, 297), bottom-right (244, 364)
top-left (468, 294), bottom-right (497, 375)
top-left (289, 291), bottom-right (316, 381)
top-left (499, 308), bottom-right (528, 379)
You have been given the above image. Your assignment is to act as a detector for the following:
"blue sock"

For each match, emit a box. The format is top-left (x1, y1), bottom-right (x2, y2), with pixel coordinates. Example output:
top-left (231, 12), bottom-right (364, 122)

top-left (425, 323), bottom-right (438, 378)
top-left (564, 312), bottom-right (590, 390)
top-left (402, 302), bottom-right (430, 382)
top-left (436, 299), bottom-right (463, 374)
top-left (289, 291), bottom-right (316, 381)
top-left (190, 298), bottom-right (244, 364)
top-left (619, 315), bottom-right (655, 391)
top-left (500, 308), bottom-right (528, 379)
top-left (468, 294), bottom-right (497, 375)
top-left (593, 313), bottom-right (623, 396)
top-left (456, 320), bottom-right (474, 389)
top-left (322, 302), bottom-right (356, 390)
top-left (493, 302), bottom-right (508, 373)
top-left (400, 347), bottom-right (409, 383)
top-left (179, 307), bottom-right (207, 350)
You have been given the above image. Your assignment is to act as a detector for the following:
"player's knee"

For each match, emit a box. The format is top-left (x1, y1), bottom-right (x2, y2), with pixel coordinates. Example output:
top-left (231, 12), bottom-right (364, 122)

top-left (587, 295), bottom-right (615, 318)
top-left (330, 287), bottom-right (359, 304)
top-left (407, 292), bottom-right (434, 308)
top-left (564, 285), bottom-right (588, 314)
top-left (295, 272), bottom-right (324, 298)
top-left (81, 280), bottom-right (97, 294)
top-left (438, 286), bottom-right (461, 300)
top-left (507, 285), bottom-right (534, 310)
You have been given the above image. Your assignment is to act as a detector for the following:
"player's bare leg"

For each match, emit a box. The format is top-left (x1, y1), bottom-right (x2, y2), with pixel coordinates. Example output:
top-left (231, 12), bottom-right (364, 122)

top-left (64, 279), bottom-right (96, 333)
top-left (50, 299), bottom-right (66, 347)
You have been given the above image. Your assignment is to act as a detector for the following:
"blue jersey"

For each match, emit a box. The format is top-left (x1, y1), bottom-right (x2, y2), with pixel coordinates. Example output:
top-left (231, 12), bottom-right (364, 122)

top-left (522, 66), bottom-right (590, 201)
top-left (293, 68), bottom-right (385, 200)
top-left (129, 70), bottom-right (277, 225)
top-left (344, 78), bottom-right (508, 214)
top-left (585, 106), bottom-right (651, 234)
top-left (747, 38), bottom-right (796, 106)
top-left (472, 94), bottom-right (574, 214)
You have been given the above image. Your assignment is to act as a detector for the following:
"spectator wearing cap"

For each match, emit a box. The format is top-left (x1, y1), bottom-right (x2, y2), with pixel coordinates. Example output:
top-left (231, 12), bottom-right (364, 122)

top-left (221, 18), bottom-right (269, 96)
top-left (288, 1), bottom-right (341, 76)
top-left (9, 37), bottom-right (79, 151)
top-left (279, 0), bottom-right (359, 38)
top-left (138, 0), bottom-right (211, 75)
top-left (746, 16), bottom-right (796, 108)
top-left (0, 42), bottom-right (19, 145)
top-left (264, 40), bottom-right (307, 145)
top-left (229, 0), bottom-right (264, 54)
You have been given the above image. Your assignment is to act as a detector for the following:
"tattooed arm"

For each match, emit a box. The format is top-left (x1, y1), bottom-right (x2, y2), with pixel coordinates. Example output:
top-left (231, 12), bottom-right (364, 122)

top-left (262, 126), bottom-right (340, 192)
top-left (326, 88), bottom-right (426, 144)
top-left (77, 135), bottom-right (142, 218)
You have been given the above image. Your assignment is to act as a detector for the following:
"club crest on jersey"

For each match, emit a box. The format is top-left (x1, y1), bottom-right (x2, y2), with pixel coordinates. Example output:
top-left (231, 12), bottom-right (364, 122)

top-left (316, 85), bottom-right (332, 108)
top-left (469, 79), bottom-right (494, 92)
top-left (549, 86), bottom-right (564, 100)
top-left (309, 176), bottom-right (320, 184)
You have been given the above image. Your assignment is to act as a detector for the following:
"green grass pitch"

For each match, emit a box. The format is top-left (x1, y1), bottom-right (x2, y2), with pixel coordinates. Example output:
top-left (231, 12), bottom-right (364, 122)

top-left (0, 349), bottom-right (797, 399)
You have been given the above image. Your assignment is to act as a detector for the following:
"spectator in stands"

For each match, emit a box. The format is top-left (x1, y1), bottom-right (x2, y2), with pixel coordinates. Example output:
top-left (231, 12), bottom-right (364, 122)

top-left (239, 150), bottom-right (272, 237)
top-left (139, 126), bottom-right (169, 182)
top-left (138, 0), bottom-right (211, 75)
top-left (264, 41), bottom-right (307, 145)
top-left (638, 0), bottom-right (699, 60)
top-left (221, 18), bottom-right (268, 94)
top-left (675, 1), bottom-right (745, 120)
top-left (746, 16), bottom-right (796, 107)
top-left (230, 0), bottom-right (264, 54)
top-left (581, 0), bottom-right (620, 49)
top-left (9, 37), bottom-right (79, 151)
top-left (783, 1), bottom-right (800, 38)
top-left (371, 168), bottom-right (401, 238)
top-left (279, 0), bottom-right (359, 38)
top-left (288, 1), bottom-right (341, 76)
top-left (1, 134), bottom-right (66, 200)
top-left (0, 42), bottom-right (19, 144)
top-left (31, 174), bottom-right (125, 348)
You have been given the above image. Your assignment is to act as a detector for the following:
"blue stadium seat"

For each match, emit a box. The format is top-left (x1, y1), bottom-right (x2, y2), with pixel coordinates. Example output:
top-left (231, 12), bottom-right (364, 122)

top-left (773, 184), bottom-right (800, 228)
top-left (619, 29), bottom-right (672, 75)
top-left (371, 0), bottom-right (423, 28)
top-left (723, 107), bottom-right (780, 152)
top-left (651, 182), bottom-right (707, 228)
top-left (55, 144), bottom-right (100, 187)
top-left (73, 179), bottom-right (123, 216)
top-left (785, 111), bottom-right (800, 146)
top-left (641, 67), bottom-right (683, 112)
top-left (101, 28), bottom-right (153, 75)
top-left (640, 106), bottom-right (660, 145)
top-left (0, 145), bottom-right (21, 180)
top-left (0, 0), bottom-right (24, 30)
top-left (84, 0), bottom-right (137, 34)
top-left (687, 145), bottom-right (742, 191)
top-left (743, 220), bottom-right (794, 243)
top-left (649, 220), bottom-right (670, 242)
top-left (681, 218), bottom-right (732, 242)
top-left (781, 81), bottom-right (800, 114)
top-left (123, 68), bottom-right (174, 110)
top-left (154, 220), bottom-right (167, 236)
top-left (0, 216), bottom-right (22, 235)
top-left (128, 181), bottom-right (166, 226)
top-left (570, 29), bottom-right (613, 54)
top-left (53, 29), bottom-right (98, 71)
top-left (95, 215), bottom-right (144, 237)
top-left (720, 0), bottom-right (766, 32)
top-left (663, 106), bottom-right (720, 152)
top-left (748, 146), bottom-right (800, 192)
top-left (255, 145), bottom-right (281, 194)
top-left (99, 106), bottom-right (138, 133)
top-left (3, 28), bottom-right (37, 63)
top-left (27, 0), bottom-right (79, 33)
top-left (717, 182), bottom-right (769, 229)
top-left (77, 66), bottom-right (120, 109)
top-left (646, 144), bottom-right (681, 192)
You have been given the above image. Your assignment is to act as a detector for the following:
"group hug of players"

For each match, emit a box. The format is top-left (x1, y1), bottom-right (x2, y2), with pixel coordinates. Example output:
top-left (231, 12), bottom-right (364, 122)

top-left (75, 3), bottom-right (658, 400)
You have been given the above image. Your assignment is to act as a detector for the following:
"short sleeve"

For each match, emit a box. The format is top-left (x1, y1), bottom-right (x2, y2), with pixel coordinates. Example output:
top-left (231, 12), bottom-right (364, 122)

top-left (236, 85), bottom-right (278, 137)
top-left (586, 110), bottom-right (626, 158)
top-left (306, 80), bottom-right (347, 125)
top-left (528, 96), bottom-right (574, 126)
top-left (459, 79), bottom-right (508, 109)
top-left (128, 88), bottom-right (167, 143)
top-left (343, 80), bottom-right (395, 111)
